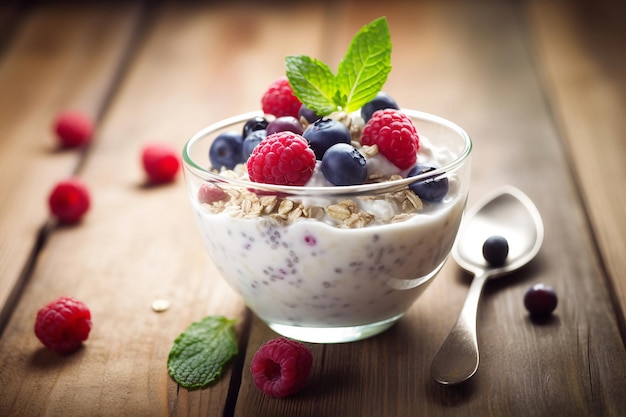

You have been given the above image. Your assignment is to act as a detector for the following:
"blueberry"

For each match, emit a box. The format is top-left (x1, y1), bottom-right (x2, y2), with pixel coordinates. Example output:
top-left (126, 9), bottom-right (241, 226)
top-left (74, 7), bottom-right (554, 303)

top-left (242, 116), bottom-right (268, 139)
top-left (361, 92), bottom-right (399, 122)
top-left (242, 130), bottom-right (266, 161)
top-left (298, 104), bottom-right (321, 124)
top-left (266, 116), bottom-right (303, 135)
top-left (482, 235), bottom-right (509, 266)
top-left (408, 165), bottom-right (449, 202)
top-left (524, 283), bottom-right (558, 317)
top-left (321, 143), bottom-right (367, 186)
top-left (303, 118), bottom-right (351, 160)
top-left (209, 131), bottom-right (244, 170)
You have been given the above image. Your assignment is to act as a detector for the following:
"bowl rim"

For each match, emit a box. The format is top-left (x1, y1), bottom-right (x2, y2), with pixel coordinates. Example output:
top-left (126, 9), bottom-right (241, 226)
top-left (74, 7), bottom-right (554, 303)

top-left (182, 108), bottom-right (472, 196)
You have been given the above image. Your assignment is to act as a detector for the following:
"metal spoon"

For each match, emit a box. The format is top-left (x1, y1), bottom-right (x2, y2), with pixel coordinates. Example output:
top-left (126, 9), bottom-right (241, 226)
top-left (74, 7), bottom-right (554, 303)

top-left (431, 185), bottom-right (544, 385)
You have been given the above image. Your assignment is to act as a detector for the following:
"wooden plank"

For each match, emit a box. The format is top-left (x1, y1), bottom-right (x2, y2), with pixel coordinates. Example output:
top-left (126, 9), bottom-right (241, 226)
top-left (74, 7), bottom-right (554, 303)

top-left (1, 1), bottom-right (624, 416)
top-left (231, 1), bottom-right (626, 416)
top-left (0, 1), bottom-right (329, 416)
top-left (0, 2), bottom-right (143, 333)
top-left (0, 1), bottom-right (24, 59)
top-left (527, 0), bottom-right (626, 339)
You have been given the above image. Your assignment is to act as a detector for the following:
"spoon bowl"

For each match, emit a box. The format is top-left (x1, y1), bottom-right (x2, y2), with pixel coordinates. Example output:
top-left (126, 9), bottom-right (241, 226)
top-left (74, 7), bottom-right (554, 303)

top-left (431, 185), bottom-right (544, 385)
top-left (453, 186), bottom-right (544, 276)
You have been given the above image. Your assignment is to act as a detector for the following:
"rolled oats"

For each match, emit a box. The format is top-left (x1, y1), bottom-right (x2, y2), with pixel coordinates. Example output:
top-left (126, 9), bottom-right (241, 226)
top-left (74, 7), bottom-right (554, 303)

top-left (278, 199), bottom-right (295, 216)
top-left (328, 204), bottom-right (352, 221)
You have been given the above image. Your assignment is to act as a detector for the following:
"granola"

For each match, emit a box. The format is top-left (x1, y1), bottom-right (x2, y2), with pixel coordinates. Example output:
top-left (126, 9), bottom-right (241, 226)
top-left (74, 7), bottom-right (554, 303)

top-left (198, 178), bottom-right (423, 228)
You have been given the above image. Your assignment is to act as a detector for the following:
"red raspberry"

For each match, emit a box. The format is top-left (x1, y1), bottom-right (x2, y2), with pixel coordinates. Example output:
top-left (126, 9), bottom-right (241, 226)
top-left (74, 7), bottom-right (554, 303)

top-left (48, 178), bottom-right (91, 224)
top-left (261, 77), bottom-right (302, 118)
top-left (247, 132), bottom-right (316, 186)
top-left (35, 296), bottom-right (92, 355)
top-left (250, 337), bottom-right (313, 398)
top-left (53, 110), bottom-right (94, 148)
top-left (198, 183), bottom-right (227, 204)
top-left (361, 108), bottom-right (420, 169)
top-left (141, 143), bottom-right (180, 184)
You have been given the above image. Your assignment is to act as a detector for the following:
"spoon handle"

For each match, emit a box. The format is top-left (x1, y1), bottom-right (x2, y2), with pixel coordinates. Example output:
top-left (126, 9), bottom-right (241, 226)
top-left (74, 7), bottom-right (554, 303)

top-left (430, 270), bottom-right (490, 385)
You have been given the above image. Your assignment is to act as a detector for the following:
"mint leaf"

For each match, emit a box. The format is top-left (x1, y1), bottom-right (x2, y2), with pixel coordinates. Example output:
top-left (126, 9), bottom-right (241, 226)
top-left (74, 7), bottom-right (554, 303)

top-left (285, 17), bottom-right (391, 116)
top-left (286, 55), bottom-right (338, 115)
top-left (167, 316), bottom-right (238, 390)
top-left (336, 17), bottom-right (391, 113)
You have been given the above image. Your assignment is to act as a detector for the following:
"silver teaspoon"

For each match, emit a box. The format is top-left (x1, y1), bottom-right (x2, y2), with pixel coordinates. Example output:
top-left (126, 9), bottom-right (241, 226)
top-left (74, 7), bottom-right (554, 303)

top-left (431, 185), bottom-right (544, 385)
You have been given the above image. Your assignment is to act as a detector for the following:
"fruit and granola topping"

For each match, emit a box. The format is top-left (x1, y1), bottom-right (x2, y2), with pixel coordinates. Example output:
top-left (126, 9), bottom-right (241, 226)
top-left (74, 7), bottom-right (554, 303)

top-left (247, 131), bottom-right (316, 186)
top-left (261, 76), bottom-right (302, 118)
top-left (203, 17), bottom-right (450, 228)
top-left (361, 108), bottom-right (420, 170)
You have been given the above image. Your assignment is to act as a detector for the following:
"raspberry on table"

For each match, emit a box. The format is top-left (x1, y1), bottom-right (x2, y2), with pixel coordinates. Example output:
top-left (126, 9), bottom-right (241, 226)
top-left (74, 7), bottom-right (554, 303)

top-left (53, 110), bottom-right (94, 148)
top-left (141, 143), bottom-right (181, 184)
top-left (34, 296), bottom-right (92, 355)
top-left (261, 77), bottom-right (302, 119)
top-left (250, 337), bottom-right (313, 398)
top-left (48, 178), bottom-right (91, 224)
top-left (361, 108), bottom-right (420, 169)
top-left (247, 131), bottom-right (316, 186)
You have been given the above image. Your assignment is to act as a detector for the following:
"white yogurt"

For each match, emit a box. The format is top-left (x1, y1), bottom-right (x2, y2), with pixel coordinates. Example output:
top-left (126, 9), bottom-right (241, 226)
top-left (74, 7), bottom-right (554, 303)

top-left (193, 193), bottom-right (464, 327)
top-left (190, 134), bottom-right (466, 329)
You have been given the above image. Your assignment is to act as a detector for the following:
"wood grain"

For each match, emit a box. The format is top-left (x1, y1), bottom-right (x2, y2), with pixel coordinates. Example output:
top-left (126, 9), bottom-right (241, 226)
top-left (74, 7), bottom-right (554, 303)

top-left (527, 0), bottom-right (626, 340)
top-left (0, 1), bottom-right (327, 416)
top-left (0, 1), bottom-right (624, 416)
top-left (0, 1), bottom-right (143, 335)
top-left (232, 1), bottom-right (626, 415)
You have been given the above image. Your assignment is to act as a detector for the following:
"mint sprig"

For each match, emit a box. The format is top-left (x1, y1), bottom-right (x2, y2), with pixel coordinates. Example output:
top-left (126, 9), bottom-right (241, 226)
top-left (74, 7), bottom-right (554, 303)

top-left (286, 17), bottom-right (391, 116)
top-left (167, 316), bottom-right (238, 390)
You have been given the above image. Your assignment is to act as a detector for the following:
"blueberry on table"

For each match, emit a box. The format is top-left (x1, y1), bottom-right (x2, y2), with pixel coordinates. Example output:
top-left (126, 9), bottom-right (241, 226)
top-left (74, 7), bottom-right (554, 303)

top-left (482, 235), bottom-right (509, 266)
top-left (524, 283), bottom-right (558, 317)
top-left (303, 118), bottom-right (352, 160)
top-left (209, 131), bottom-right (244, 170)
top-left (361, 91), bottom-right (399, 122)
top-left (242, 116), bottom-right (268, 139)
top-left (321, 143), bottom-right (367, 186)
top-left (408, 165), bottom-right (449, 202)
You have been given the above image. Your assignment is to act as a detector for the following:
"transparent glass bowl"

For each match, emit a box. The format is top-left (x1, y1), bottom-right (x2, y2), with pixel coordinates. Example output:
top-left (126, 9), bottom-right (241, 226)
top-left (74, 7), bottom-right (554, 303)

top-left (183, 109), bottom-right (472, 343)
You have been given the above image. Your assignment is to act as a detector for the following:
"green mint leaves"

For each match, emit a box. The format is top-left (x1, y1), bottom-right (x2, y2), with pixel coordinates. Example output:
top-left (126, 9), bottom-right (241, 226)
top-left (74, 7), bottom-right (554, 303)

top-left (286, 17), bottom-right (391, 116)
top-left (286, 56), bottom-right (337, 116)
top-left (167, 316), bottom-right (238, 390)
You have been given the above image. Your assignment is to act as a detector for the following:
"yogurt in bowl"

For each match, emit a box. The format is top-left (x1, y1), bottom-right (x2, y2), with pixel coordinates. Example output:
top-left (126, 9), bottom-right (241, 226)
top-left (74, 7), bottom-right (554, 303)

top-left (183, 109), bottom-right (471, 343)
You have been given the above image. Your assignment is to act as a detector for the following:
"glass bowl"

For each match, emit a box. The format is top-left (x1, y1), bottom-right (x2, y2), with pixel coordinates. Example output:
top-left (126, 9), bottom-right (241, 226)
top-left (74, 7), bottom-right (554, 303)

top-left (183, 109), bottom-right (472, 343)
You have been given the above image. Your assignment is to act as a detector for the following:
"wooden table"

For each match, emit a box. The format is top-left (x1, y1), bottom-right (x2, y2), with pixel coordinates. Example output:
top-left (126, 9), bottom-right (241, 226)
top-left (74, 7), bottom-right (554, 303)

top-left (1, 0), bottom-right (625, 416)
